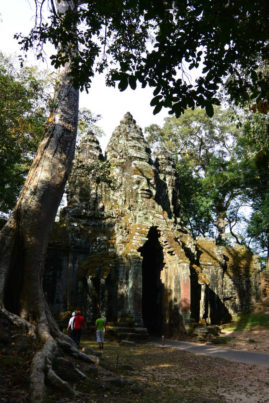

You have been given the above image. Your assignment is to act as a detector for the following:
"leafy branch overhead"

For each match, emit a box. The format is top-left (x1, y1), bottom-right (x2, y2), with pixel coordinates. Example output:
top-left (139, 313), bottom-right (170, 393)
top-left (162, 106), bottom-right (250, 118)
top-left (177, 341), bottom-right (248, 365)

top-left (17, 0), bottom-right (269, 116)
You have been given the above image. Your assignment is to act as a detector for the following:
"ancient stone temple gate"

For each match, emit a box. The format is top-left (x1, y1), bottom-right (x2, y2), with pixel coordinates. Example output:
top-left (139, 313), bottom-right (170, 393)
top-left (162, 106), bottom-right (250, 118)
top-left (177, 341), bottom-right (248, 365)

top-left (44, 113), bottom-right (260, 335)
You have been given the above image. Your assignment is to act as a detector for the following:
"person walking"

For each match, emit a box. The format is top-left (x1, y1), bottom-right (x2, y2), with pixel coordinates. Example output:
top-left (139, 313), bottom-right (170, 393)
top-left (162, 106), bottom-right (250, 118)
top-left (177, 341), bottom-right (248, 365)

top-left (67, 311), bottom-right (76, 343)
top-left (73, 310), bottom-right (85, 348)
top-left (96, 315), bottom-right (106, 350)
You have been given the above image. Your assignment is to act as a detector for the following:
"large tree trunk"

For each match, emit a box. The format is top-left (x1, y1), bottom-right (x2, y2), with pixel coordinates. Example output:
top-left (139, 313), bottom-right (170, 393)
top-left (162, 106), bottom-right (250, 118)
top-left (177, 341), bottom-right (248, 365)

top-left (0, 59), bottom-right (78, 317)
top-left (0, 1), bottom-right (98, 401)
top-left (215, 211), bottom-right (228, 245)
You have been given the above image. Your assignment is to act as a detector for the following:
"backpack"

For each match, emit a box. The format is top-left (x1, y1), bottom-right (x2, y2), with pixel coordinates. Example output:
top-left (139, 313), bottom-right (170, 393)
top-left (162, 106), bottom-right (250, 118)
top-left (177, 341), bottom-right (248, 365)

top-left (74, 314), bottom-right (84, 330)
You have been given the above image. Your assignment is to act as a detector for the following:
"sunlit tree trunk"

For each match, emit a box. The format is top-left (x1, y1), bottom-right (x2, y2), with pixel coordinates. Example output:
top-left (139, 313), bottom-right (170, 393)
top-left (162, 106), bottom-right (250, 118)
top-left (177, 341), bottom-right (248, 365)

top-left (0, 2), bottom-right (98, 401)
top-left (0, 0), bottom-right (78, 319)
top-left (0, 56), bottom-right (78, 316)
top-left (215, 211), bottom-right (228, 245)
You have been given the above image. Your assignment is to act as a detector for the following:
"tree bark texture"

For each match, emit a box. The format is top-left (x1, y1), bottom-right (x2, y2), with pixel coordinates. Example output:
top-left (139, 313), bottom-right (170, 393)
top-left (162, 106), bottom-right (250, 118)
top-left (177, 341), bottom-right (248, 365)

top-left (215, 212), bottom-right (228, 245)
top-left (0, 58), bottom-right (79, 318)
top-left (0, 2), bottom-right (100, 401)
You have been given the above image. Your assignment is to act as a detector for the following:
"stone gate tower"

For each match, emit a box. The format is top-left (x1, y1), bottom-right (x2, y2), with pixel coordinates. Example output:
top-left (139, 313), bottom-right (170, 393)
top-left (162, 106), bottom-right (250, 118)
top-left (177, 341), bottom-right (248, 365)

top-left (44, 113), bottom-right (260, 335)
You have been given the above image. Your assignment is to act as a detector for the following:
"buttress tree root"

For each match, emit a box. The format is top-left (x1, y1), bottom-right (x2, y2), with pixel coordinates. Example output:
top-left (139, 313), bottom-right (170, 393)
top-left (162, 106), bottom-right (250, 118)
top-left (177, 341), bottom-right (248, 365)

top-left (0, 302), bottom-right (99, 401)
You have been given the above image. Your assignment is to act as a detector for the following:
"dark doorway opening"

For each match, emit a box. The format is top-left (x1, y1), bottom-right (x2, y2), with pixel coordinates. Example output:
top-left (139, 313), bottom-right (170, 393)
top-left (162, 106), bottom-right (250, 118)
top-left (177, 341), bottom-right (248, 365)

top-left (138, 227), bottom-right (164, 336)
top-left (205, 286), bottom-right (232, 324)
top-left (190, 266), bottom-right (201, 323)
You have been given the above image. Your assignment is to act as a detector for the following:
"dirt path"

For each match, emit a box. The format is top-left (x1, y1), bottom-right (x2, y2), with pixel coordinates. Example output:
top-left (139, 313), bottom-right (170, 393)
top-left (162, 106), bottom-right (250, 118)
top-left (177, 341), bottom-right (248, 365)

top-left (153, 339), bottom-right (269, 366)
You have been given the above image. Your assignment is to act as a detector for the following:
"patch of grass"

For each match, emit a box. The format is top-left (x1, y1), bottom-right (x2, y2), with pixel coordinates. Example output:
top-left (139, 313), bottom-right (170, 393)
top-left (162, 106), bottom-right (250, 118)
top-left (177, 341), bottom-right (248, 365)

top-left (226, 312), bottom-right (269, 331)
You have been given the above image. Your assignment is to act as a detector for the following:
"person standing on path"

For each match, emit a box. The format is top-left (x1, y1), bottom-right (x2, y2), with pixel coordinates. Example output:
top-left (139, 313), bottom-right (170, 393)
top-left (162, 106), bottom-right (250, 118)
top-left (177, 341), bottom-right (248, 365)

top-left (96, 316), bottom-right (106, 350)
top-left (73, 310), bottom-right (85, 348)
top-left (67, 311), bottom-right (76, 343)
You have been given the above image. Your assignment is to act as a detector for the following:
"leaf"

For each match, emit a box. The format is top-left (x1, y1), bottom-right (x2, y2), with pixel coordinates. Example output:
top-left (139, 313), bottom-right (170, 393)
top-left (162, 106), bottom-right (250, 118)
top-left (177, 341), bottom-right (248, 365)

top-left (118, 76), bottom-right (128, 91)
top-left (205, 103), bottom-right (214, 117)
top-left (129, 76), bottom-right (137, 90)
top-left (173, 102), bottom-right (183, 117)
top-left (153, 86), bottom-right (161, 96)
top-left (153, 104), bottom-right (162, 115)
top-left (150, 95), bottom-right (162, 106)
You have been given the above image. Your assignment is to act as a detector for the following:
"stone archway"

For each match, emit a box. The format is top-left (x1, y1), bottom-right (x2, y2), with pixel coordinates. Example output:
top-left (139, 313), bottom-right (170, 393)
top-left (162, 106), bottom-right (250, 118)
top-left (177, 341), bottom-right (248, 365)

top-left (139, 227), bottom-right (165, 335)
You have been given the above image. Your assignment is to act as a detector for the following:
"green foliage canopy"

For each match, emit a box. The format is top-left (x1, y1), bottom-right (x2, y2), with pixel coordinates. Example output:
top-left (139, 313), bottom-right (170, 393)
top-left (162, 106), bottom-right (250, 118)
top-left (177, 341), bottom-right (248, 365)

top-left (17, 0), bottom-right (269, 116)
top-left (146, 107), bottom-right (246, 242)
top-left (237, 112), bottom-right (269, 264)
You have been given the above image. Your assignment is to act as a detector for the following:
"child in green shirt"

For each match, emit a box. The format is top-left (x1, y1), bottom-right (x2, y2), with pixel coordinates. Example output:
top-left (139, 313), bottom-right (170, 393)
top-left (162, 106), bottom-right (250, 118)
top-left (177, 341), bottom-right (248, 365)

top-left (96, 316), bottom-right (106, 350)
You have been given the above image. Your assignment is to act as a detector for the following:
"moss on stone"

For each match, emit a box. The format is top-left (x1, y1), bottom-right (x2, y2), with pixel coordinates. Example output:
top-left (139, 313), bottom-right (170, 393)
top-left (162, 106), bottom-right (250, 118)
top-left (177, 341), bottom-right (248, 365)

top-left (192, 264), bottom-right (210, 285)
top-left (223, 245), bottom-right (259, 277)
top-left (197, 239), bottom-right (223, 267)
top-left (121, 223), bottom-right (149, 256)
top-left (78, 253), bottom-right (118, 279)
top-left (163, 233), bottom-right (190, 263)
top-left (196, 239), bottom-right (259, 278)
top-left (131, 164), bottom-right (155, 179)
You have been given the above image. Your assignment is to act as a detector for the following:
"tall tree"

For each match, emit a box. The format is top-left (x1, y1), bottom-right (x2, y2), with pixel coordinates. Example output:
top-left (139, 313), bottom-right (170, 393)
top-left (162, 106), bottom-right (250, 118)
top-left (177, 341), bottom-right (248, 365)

top-left (0, 2), bottom-right (90, 401)
top-left (146, 107), bottom-right (245, 243)
top-left (0, 1), bottom-right (268, 399)
top-left (237, 112), bottom-right (269, 268)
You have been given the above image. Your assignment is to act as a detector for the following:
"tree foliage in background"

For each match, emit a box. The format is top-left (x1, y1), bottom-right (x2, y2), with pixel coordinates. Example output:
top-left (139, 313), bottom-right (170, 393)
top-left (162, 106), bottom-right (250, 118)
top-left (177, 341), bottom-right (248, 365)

top-left (146, 107), bottom-right (269, 259)
top-left (0, 52), bottom-right (102, 215)
top-left (18, 0), bottom-right (269, 117)
top-left (0, 53), bottom-right (51, 213)
top-left (146, 108), bottom-right (247, 244)
top-left (77, 108), bottom-right (104, 141)
top-left (237, 112), bottom-right (269, 268)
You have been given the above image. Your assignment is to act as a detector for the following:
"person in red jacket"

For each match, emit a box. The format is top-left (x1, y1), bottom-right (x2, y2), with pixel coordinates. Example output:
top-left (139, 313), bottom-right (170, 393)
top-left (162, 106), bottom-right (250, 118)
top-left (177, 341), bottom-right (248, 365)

top-left (73, 310), bottom-right (85, 348)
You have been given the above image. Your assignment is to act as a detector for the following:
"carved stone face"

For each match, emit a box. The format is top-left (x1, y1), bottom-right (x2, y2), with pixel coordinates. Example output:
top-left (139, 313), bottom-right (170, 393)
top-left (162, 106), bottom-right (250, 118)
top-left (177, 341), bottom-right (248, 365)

top-left (131, 161), bottom-right (156, 201)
